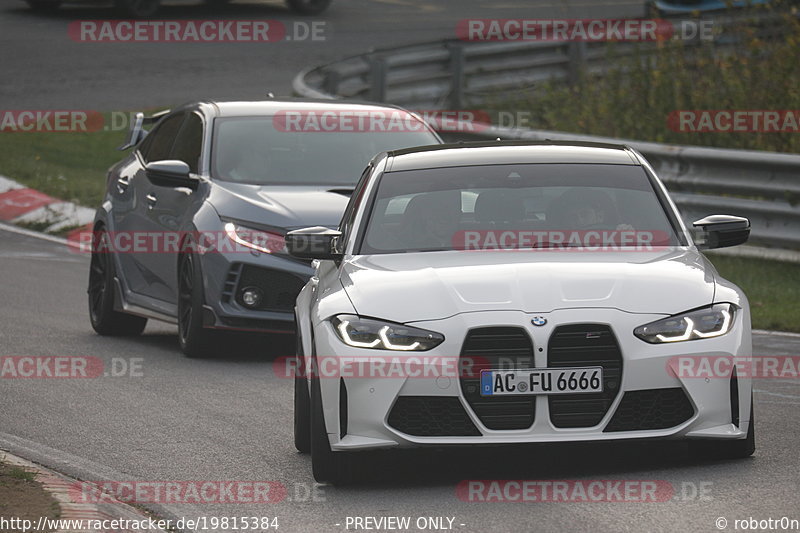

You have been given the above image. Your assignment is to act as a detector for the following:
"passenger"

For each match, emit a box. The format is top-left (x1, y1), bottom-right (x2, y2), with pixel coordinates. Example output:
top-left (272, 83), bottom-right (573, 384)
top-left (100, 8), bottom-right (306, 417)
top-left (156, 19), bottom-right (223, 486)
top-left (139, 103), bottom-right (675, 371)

top-left (549, 188), bottom-right (633, 231)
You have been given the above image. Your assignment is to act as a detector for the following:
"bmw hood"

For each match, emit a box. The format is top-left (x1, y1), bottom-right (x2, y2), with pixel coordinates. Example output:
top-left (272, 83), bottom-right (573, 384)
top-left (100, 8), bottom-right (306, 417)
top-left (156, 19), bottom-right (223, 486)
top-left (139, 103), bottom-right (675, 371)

top-left (340, 249), bottom-right (717, 323)
top-left (209, 183), bottom-right (350, 229)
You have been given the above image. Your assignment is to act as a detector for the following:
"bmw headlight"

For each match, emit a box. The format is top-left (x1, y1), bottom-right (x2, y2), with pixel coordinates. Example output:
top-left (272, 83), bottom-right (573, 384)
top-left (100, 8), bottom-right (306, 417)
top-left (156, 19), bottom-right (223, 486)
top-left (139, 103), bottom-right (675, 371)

top-left (331, 315), bottom-right (444, 351)
top-left (224, 222), bottom-right (287, 255)
top-left (634, 303), bottom-right (736, 343)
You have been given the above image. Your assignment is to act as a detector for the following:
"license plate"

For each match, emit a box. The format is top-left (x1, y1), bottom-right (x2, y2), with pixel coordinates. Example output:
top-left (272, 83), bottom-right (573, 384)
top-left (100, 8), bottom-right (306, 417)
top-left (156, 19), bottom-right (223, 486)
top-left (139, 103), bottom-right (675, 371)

top-left (480, 367), bottom-right (603, 396)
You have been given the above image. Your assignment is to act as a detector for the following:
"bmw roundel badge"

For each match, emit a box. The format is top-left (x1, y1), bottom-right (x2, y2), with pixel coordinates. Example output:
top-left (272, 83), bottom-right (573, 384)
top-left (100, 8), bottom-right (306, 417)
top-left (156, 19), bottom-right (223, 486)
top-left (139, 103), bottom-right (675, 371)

top-left (531, 317), bottom-right (547, 326)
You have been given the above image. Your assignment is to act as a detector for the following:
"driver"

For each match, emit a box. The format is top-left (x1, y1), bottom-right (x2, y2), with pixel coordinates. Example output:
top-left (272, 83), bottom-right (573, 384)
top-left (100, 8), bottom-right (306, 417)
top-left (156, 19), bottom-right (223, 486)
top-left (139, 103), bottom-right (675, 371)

top-left (215, 128), bottom-right (271, 183)
top-left (550, 188), bottom-right (633, 231)
top-left (224, 145), bottom-right (270, 182)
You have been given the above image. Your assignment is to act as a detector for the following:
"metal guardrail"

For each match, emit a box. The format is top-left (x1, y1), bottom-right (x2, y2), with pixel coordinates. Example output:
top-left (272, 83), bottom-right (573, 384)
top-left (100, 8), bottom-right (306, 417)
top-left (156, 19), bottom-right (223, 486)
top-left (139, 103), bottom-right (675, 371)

top-left (439, 125), bottom-right (800, 251)
top-left (293, 14), bottom-right (791, 109)
top-left (295, 39), bottom-right (629, 109)
top-left (293, 14), bottom-right (800, 252)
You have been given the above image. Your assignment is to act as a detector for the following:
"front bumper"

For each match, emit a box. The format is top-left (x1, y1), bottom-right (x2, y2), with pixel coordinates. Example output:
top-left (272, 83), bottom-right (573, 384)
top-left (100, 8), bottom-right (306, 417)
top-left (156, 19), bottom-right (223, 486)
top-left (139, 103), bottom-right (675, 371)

top-left (199, 248), bottom-right (313, 333)
top-left (309, 308), bottom-right (752, 451)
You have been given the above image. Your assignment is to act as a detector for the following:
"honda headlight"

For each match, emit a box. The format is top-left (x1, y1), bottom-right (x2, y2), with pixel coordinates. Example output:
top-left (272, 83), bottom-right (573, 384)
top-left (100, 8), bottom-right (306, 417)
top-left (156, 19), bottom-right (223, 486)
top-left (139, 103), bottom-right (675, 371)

top-left (331, 315), bottom-right (444, 351)
top-left (634, 303), bottom-right (736, 343)
top-left (224, 222), bottom-right (287, 254)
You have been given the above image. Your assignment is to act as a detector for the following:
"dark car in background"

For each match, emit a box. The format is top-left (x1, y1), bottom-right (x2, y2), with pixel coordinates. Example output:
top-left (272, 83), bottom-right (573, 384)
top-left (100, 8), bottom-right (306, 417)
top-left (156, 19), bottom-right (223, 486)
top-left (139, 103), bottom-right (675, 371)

top-left (25, 0), bottom-right (332, 18)
top-left (645, 0), bottom-right (770, 16)
top-left (88, 99), bottom-right (441, 356)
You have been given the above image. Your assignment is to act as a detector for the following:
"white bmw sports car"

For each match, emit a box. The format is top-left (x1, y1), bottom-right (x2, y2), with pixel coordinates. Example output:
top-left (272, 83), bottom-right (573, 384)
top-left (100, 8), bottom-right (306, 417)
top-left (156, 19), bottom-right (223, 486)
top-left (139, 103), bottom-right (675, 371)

top-left (287, 141), bottom-right (754, 484)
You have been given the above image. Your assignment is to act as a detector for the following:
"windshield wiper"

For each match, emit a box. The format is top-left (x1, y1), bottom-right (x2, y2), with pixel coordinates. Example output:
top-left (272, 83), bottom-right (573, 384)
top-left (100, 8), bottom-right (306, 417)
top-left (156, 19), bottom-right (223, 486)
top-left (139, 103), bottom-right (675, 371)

top-left (327, 188), bottom-right (355, 197)
top-left (402, 247), bottom-right (452, 253)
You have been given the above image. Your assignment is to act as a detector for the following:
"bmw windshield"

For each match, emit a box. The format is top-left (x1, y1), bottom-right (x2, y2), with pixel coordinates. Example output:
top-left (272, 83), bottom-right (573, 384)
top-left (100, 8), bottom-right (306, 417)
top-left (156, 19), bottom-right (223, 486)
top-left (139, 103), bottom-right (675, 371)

top-left (359, 163), bottom-right (684, 254)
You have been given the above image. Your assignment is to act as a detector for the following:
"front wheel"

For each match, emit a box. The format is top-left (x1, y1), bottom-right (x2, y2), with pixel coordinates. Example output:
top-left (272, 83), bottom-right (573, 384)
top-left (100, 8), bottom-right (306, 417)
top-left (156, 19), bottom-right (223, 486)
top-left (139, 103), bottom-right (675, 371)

top-left (177, 251), bottom-right (214, 358)
top-left (286, 0), bottom-right (332, 15)
top-left (114, 0), bottom-right (161, 17)
top-left (88, 230), bottom-right (147, 336)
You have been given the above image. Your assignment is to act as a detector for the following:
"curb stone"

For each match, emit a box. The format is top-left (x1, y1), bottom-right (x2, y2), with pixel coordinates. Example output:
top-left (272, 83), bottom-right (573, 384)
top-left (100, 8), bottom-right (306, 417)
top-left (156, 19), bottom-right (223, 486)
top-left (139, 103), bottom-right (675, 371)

top-left (1, 451), bottom-right (169, 533)
top-left (0, 175), bottom-right (94, 235)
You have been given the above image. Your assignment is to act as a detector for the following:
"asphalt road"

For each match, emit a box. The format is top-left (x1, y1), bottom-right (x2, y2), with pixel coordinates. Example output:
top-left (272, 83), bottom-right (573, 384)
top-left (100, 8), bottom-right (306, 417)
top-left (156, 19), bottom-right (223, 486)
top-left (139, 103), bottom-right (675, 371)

top-left (0, 0), bottom-right (649, 110)
top-left (1, 225), bottom-right (799, 533)
top-left (3, 1), bottom-right (800, 531)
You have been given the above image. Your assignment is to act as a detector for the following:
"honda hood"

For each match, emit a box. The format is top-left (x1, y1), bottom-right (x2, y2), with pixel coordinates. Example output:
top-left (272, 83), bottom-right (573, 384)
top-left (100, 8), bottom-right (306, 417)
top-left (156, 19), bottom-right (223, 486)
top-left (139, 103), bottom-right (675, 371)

top-left (209, 183), bottom-right (351, 229)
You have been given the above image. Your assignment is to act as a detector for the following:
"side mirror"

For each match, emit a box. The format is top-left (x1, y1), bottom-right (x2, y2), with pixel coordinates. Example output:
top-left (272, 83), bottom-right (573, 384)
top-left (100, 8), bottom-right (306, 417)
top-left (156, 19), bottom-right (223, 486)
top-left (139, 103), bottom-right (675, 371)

top-left (145, 160), bottom-right (197, 189)
top-left (692, 215), bottom-right (750, 250)
top-left (286, 227), bottom-right (343, 260)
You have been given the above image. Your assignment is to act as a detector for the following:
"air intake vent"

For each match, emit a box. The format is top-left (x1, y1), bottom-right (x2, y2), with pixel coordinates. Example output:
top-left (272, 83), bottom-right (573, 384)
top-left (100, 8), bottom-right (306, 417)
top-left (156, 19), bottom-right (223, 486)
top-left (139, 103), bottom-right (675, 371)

top-left (605, 388), bottom-right (694, 432)
top-left (221, 263), bottom-right (243, 303)
top-left (548, 324), bottom-right (622, 428)
top-left (460, 327), bottom-right (536, 430)
top-left (235, 265), bottom-right (307, 312)
top-left (387, 397), bottom-right (480, 436)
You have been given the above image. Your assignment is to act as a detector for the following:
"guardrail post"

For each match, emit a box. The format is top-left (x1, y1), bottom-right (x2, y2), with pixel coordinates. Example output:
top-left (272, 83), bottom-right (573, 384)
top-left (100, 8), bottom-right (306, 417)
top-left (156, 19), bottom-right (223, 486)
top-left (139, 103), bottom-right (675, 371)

top-left (567, 42), bottom-right (587, 86)
top-left (369, 55), bottom-right (387, 102)
top-left (447, 42), bottom-right (465, 109)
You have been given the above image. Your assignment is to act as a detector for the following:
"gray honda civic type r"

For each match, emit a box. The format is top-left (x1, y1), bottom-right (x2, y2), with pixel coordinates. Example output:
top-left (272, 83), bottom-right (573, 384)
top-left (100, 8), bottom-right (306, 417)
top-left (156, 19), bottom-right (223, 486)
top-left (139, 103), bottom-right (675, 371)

top-left (87, 99), bottom-right (441, 356)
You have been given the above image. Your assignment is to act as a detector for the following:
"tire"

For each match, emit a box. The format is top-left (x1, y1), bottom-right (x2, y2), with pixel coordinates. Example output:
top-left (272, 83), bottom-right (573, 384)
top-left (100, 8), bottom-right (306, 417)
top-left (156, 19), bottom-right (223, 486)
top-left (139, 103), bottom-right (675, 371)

top-left (26, 0), bottom-right (62, 11)
top-left (177, 250), bottom-right (214, 358)
top-left (689, 401), bottom-right (755, 460)
top-left (88, 229), bottom-right (148, 336)
top-left (285, 0), bottom-right (332, 15)
top-left (310, 363), bottom-right (355, 484)
top-left (294, 332), bottom-right (312, 454)
top-left (114, 0), bottom-right (161, 18)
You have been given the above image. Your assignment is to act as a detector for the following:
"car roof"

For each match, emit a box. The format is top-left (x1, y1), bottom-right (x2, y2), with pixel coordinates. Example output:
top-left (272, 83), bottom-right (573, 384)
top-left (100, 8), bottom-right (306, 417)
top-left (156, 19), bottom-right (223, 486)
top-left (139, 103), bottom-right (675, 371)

top-left (192, 99), bottom-right (422, 118)
top-left (386, 141), bottom-right (640, 171)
